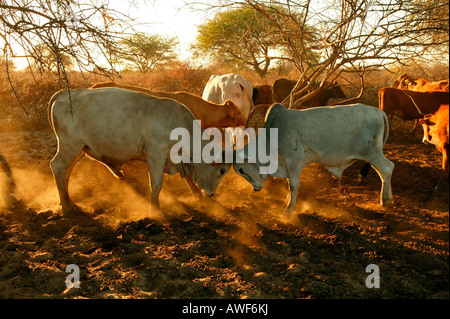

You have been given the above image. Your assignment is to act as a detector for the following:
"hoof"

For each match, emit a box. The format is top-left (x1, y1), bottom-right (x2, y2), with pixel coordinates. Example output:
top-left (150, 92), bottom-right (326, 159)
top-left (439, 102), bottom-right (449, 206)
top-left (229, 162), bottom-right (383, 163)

top-left (380, 198), bottom-right (393, 208)
top-left (284, 206), bottom-right (295, 214)
top-left (279, 207), bottom-right (299, 225)
top-left (61, 204), bottom-right (83, 216)
top-left (198, 195), bottom-right (217, 207)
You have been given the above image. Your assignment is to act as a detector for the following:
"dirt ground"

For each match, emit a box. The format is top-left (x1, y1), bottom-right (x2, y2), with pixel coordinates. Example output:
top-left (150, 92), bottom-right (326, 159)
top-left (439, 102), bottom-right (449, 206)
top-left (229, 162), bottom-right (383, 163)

top-left (0, 117), bottom-right (448, 299)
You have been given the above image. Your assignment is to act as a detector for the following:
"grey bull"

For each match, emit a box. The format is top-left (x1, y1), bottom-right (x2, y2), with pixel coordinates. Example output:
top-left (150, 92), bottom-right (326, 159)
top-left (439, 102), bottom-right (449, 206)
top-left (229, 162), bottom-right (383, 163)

top-left (48, 88), bottom-right (231, 214)
top-left (233, 103), bottom-right (394, 212)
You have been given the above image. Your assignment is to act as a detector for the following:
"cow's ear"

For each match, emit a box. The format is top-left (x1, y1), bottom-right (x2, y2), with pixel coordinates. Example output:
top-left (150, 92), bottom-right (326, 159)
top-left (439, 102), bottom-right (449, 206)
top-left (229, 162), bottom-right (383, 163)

top-left (224, 100), bottom-right (233, 107)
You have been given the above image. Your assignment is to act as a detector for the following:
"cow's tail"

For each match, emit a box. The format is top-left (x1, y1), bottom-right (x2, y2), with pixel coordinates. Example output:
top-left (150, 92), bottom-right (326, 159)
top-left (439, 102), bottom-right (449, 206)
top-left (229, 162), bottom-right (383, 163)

top-left (381, 108), bottom-right (390, 147)
top-left (377, 88), bottom-right (385, 110)
top-left (47, 90), bottom-right (65, 131)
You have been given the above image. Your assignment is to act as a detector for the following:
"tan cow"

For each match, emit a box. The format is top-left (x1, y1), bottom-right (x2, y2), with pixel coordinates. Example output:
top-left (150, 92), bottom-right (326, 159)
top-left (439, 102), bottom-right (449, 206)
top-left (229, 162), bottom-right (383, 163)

top-left (48, 88), bottom-right (231, 214)
top-left (91, 82), bottom-right (247, 129)
top-left (392, 74), bottom-right (449, 92)
top-left (420, 104), bottom-right (449, 191)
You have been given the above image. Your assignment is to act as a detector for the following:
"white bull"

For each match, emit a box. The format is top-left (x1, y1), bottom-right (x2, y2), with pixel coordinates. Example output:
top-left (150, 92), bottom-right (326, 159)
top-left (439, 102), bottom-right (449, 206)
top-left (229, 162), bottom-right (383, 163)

top-left (202, 73), bottom-right (254, 120)
top-left (233, 103), bottom-right (394, 212)
top-left (48, 88), bottom-right (231, 214)
top-left (202, 74), bottom-right (255, 147)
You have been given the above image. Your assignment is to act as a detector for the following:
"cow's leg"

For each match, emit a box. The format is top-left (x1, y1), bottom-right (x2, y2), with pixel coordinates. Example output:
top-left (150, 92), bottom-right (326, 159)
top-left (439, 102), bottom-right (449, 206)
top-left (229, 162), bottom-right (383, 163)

top-left (436, 149), bottom-right (449, 191)
top-left (357, 162), bottom-right (372, 182)
top-left (366, 153), bottom-right (394, 207)
top-left (50, 145), bottom-right (83, 214)
top-left (325, 165), bottom-right (345, 181)
top-left (146, 158), bottom-right (165, 211)
top-left (285, 161), bottom-right (304, 213)
top-left (184, 176), bottom-right (203, 200)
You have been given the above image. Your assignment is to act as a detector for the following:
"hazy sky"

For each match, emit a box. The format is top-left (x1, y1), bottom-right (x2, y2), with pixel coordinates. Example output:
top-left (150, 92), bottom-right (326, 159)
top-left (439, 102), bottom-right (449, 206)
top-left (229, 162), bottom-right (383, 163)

top-left (115, 0), bottom-right (206, 57)
top-left (10, 0), bottom-right (210, 69)
top-left (7, 0), bottom-right (397, 70)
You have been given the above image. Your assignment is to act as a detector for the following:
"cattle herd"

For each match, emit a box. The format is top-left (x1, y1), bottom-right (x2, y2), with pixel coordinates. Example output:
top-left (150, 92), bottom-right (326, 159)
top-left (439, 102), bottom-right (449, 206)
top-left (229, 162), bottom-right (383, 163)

top-left (25, 72), bottom-right (448, 215)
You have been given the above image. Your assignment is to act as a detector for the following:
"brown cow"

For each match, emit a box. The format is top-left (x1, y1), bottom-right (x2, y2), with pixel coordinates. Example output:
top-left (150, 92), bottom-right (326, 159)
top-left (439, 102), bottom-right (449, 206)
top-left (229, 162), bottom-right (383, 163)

top-left (272, 78), bottom-right (316, 103)
top-left (91, 82), bottom-right (247, 129)
top-left (392, 73), bottom-right (449, 92)
top-left (252, 85), bottom-right (274, 106)
top-left (272, 78), bottom-right (345, 107)
top-left (293, 82), bottom-right (346, 109)
top-left (391, 75), bottom-right (449, 130)
top-left (420, 104), bottom-right (449, 191)
top-left (378, 87), bottom-right (449, 125)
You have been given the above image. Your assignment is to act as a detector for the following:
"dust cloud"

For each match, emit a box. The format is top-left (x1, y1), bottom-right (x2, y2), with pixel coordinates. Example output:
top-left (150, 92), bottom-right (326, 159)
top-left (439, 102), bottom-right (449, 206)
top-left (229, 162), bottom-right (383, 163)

top-left (2, 132), bottom-right (375, 243)
top-left (1, 150), bottom-right (235, 226)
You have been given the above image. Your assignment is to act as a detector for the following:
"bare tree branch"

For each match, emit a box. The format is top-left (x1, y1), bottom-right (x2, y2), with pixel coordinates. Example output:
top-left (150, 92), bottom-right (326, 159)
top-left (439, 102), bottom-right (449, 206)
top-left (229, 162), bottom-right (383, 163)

top-left (188, 0), bottom-right (448, 105)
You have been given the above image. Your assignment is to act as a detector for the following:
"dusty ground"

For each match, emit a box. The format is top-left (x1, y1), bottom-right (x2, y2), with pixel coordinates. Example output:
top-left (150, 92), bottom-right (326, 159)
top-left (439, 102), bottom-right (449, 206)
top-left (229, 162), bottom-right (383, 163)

top-left (0, 117), bottom-right (448, 299)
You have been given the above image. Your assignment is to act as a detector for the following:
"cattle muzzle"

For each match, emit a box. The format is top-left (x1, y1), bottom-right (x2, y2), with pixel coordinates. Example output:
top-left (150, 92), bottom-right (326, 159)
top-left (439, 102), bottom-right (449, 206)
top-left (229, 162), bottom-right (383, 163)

top-left (422, 136), bottom-right (431, 145)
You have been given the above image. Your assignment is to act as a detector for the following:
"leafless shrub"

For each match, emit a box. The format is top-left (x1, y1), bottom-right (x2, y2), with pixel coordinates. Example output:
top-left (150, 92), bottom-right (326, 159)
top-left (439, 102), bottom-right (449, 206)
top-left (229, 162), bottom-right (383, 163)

top-left (188, 0), bottom-right (449, 107)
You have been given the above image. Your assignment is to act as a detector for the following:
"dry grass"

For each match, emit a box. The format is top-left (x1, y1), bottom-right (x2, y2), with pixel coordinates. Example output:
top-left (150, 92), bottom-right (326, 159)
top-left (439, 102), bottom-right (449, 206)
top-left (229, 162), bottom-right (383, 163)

top-left (0, 61), bottom-right (448, 131)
